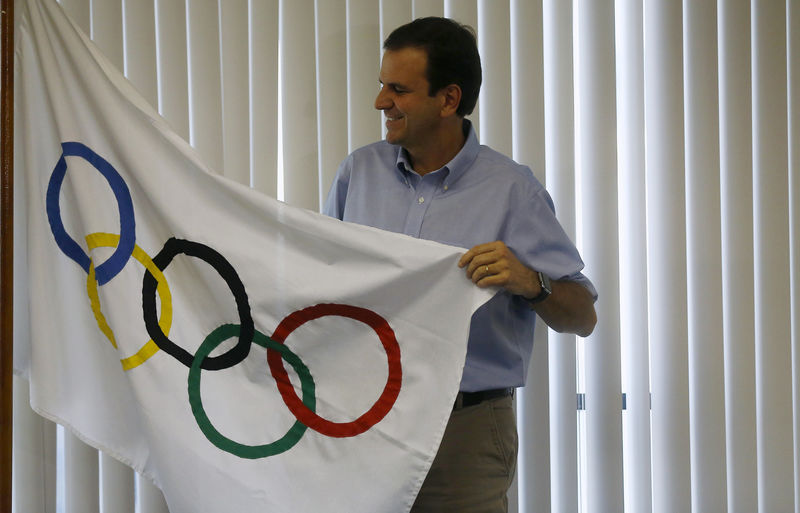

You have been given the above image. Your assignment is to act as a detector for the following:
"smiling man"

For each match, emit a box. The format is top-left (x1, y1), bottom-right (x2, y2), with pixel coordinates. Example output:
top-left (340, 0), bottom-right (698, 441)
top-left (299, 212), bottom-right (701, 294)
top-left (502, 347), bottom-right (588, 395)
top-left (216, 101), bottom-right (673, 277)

top-left (324, 17), bottom-right (597, 513)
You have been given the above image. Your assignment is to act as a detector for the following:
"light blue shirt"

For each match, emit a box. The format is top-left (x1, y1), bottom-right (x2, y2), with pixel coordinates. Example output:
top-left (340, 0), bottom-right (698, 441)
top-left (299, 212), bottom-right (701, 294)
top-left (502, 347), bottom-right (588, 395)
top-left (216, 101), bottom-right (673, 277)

top-left (323, 122), bottom-right (596, 391)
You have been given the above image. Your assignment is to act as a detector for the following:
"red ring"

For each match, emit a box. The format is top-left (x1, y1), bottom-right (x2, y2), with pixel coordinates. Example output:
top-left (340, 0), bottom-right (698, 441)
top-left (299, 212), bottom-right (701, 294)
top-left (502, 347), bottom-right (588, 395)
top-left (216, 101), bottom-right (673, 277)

top-left (267, 304), bottom-right (402, 438)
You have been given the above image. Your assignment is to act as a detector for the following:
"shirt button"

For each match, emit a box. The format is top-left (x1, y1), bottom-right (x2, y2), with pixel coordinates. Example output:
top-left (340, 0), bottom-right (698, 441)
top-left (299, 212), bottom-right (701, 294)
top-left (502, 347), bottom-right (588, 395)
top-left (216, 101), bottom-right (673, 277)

top-left (443, 185), bottom-right (449, 191)
top-left (418, 197), bottom-right (424, 204)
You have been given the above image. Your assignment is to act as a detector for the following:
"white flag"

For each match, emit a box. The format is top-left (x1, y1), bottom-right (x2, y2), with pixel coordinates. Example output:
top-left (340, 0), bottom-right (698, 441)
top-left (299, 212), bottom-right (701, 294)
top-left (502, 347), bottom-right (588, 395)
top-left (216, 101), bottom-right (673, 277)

top-left (13, 0), bottom-right (493, 511)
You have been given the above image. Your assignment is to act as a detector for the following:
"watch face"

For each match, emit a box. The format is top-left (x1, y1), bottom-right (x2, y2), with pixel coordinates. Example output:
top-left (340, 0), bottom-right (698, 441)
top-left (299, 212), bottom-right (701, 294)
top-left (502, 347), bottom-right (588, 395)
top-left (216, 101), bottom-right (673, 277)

top-left (529, 272), bottom-right (551, 305)
top-left (539, 272), bottom-right (552, 294)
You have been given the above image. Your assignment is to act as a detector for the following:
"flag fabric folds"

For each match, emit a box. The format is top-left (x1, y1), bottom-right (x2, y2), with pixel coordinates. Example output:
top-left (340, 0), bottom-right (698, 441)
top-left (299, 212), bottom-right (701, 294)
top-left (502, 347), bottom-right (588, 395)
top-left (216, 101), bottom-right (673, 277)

top-left (13, 0), bottom-right (493, 511)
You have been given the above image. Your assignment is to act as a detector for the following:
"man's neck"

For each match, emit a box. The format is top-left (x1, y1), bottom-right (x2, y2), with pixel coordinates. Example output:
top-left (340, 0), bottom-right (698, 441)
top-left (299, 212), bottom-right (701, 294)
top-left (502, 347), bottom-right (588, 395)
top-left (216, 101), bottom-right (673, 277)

top-left (406, 119), bottom-right (467, 175)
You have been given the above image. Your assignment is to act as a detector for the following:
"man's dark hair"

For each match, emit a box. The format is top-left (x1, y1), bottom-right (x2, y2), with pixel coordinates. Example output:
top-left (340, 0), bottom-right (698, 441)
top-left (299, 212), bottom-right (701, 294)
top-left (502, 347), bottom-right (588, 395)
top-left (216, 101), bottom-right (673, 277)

top-left (383, 17), bottom-right (482, 117)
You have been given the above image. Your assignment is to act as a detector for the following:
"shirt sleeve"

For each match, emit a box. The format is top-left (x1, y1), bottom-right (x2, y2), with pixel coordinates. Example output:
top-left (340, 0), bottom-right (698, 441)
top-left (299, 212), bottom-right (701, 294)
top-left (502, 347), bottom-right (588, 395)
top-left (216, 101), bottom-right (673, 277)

top-left (506, 175), bottom-right (598, 301)
top-left (322, 155), bottom-right (352, 220)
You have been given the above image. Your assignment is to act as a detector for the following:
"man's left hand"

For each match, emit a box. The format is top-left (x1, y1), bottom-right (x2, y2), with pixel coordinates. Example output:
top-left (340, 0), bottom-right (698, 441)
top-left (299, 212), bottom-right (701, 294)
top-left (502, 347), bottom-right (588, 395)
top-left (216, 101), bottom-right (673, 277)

top-left (458, 241), bottom-right (539, 298)
top-left (458, 241), bottom-right (597, 337)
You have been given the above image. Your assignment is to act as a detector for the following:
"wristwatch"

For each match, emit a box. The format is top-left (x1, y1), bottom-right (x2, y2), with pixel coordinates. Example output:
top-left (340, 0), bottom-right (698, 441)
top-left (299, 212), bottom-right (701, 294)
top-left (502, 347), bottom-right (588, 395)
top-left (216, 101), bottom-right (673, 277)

top-left (527, 271), bottom-right (552, 305)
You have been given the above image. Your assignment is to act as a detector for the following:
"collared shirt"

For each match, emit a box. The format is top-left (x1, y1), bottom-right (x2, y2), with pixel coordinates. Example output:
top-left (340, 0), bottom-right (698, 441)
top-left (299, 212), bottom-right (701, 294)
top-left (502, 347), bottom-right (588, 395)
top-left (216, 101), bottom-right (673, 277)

top-left (323, 122), bottom-right (596, 391)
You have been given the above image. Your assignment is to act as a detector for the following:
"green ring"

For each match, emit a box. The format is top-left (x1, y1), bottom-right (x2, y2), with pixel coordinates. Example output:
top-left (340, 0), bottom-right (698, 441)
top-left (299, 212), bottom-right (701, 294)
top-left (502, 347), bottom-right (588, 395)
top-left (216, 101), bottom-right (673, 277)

top-left (188, 324), bottom-right (316, 458)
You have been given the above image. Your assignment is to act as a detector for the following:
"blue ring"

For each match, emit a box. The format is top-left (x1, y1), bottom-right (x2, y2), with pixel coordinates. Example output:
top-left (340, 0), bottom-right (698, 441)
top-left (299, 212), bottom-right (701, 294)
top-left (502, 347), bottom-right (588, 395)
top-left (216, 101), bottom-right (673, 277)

top-left (46, 142), bottom-right (136, 285)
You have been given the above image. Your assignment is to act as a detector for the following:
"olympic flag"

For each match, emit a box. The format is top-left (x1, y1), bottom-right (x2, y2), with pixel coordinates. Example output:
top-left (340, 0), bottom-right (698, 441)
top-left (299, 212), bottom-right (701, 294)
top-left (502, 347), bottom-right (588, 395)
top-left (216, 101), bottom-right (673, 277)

top-left (12, 0), bottom-right (494, 511)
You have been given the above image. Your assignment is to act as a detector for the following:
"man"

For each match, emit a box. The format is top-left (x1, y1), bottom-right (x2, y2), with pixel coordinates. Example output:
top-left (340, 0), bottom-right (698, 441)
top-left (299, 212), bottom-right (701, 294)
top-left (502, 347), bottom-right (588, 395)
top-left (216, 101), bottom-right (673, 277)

top-left (324, 17), bottom-right (597, 512)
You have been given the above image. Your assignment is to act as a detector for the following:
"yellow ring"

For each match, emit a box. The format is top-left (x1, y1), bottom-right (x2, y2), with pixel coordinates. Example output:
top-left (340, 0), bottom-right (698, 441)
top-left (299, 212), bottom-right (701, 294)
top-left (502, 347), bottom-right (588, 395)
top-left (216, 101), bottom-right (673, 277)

top-left (85, 232), bottom-right (173, 371)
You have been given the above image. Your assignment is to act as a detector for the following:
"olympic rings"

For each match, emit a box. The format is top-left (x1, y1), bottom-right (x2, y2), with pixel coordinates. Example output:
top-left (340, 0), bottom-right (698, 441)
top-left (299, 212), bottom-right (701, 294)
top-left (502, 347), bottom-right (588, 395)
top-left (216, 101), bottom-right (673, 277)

top-left (142, 237), bottom-right (254, 371)
top-left (188, 324), bottom-right (316, 458)
top-left (46, 142), bottom-right (404, 458)
top-left (46, 142), bottom-right (136, 285)
top-left (85, 232), bottom-right (171, 371)
top-left (268, 303), bottom-right (401, 438)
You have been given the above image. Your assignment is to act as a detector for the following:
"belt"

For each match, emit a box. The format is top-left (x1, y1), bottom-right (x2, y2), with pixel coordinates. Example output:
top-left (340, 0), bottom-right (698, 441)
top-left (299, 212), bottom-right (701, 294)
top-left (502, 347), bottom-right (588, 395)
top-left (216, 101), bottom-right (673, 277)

top-left (453, 387), bottom-right (514, 410)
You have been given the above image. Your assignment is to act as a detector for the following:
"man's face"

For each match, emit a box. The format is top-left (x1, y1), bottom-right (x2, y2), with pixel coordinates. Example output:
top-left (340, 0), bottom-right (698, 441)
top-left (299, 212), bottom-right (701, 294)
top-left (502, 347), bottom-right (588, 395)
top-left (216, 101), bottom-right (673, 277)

top-left (375, 47), bottom-right (444, 151)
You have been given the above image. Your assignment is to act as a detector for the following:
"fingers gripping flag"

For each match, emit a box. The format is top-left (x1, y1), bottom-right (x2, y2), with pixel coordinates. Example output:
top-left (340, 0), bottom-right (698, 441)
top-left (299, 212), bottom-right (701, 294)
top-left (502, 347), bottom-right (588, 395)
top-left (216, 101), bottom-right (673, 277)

top-left (13, 1), bottom-right (494, 511)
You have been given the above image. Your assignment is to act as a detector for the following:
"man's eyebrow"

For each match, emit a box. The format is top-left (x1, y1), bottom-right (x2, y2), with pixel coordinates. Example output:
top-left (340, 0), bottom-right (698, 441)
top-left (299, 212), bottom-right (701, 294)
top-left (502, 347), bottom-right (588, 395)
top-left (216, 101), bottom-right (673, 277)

top-left (380, 80), bottom-right (409, 89)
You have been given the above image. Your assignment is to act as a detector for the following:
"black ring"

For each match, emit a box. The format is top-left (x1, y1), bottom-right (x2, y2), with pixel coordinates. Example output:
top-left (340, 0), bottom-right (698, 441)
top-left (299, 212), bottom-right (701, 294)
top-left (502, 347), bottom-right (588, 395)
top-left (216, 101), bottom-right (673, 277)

top-left (142, 237), bottom-right (254, 370)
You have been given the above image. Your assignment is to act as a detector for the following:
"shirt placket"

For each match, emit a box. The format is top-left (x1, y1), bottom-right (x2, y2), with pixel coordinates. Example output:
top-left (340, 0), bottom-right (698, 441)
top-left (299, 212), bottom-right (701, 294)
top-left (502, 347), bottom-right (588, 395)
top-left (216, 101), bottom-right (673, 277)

top-left (402, 175), bottom-right (440, 238)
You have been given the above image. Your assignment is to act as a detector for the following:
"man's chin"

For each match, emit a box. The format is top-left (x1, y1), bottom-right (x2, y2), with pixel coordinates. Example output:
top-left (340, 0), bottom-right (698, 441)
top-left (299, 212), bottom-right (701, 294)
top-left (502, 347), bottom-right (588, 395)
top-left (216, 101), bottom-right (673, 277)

top-left (385, 133), bottom-right (402, 145)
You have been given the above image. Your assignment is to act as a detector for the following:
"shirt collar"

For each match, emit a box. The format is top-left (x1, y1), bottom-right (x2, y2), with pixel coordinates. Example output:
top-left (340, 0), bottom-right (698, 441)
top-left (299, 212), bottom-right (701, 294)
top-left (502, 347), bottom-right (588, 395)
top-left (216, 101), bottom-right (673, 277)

top-left (394, 120), bottom-right (480, 189)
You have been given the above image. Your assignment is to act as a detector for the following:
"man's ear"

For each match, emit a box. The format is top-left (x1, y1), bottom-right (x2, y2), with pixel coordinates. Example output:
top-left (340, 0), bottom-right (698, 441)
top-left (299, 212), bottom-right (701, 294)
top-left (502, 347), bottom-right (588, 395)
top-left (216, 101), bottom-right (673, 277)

top-left (440, 84), bottom-right (462, 117)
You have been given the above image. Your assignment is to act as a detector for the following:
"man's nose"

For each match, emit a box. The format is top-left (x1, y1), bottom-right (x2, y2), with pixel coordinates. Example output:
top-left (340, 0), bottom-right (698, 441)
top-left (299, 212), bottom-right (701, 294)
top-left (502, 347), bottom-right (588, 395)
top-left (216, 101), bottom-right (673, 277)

top-left (374, 86), bottom-right (391, 110)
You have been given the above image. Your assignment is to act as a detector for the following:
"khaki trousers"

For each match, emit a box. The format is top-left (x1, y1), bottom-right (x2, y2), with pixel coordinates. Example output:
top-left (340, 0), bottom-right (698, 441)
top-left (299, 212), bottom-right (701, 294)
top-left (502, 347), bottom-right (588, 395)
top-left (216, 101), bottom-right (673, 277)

top-left (411, 395), bottom-right (518, 513)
